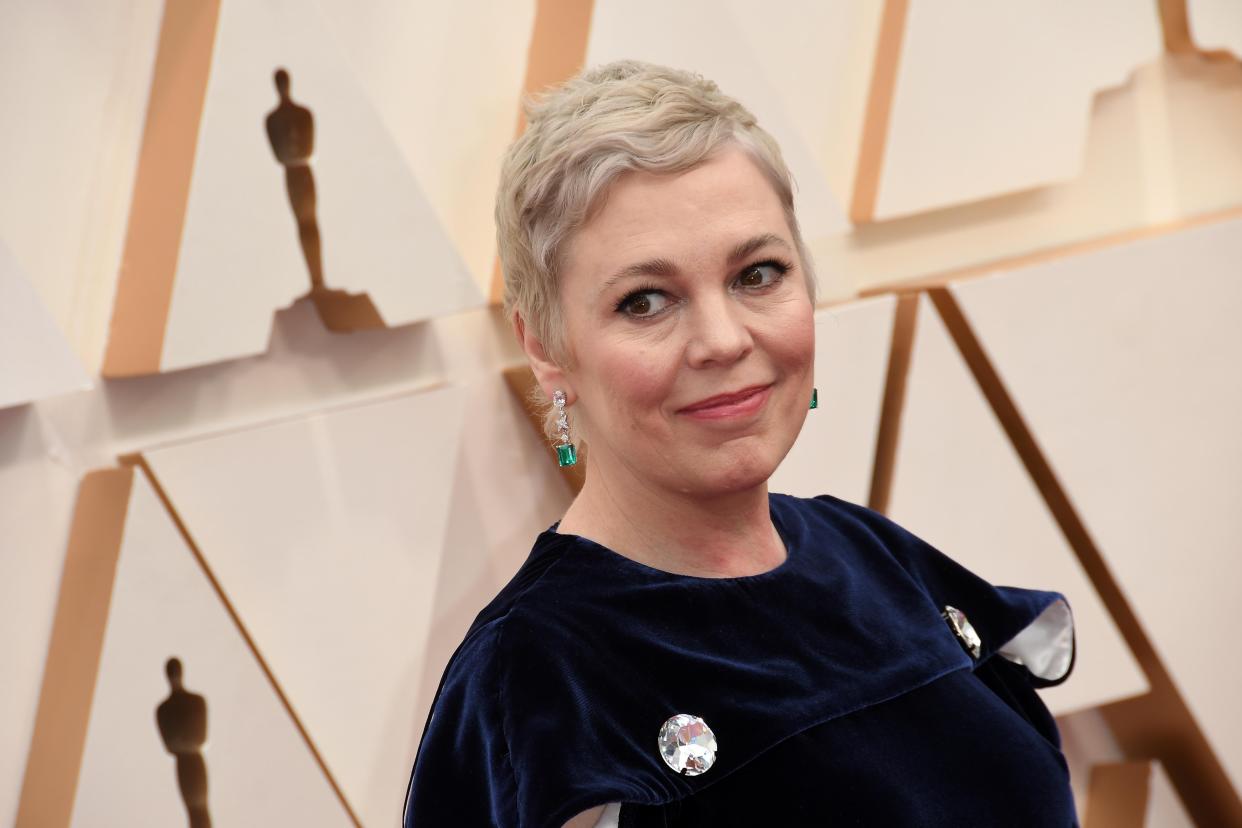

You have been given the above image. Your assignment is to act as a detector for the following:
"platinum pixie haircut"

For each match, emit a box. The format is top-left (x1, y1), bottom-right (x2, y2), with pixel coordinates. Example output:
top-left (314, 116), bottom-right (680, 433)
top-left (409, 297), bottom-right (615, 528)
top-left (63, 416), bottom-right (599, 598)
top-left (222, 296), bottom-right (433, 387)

top-left (497, 60), bottom-right (817, 437)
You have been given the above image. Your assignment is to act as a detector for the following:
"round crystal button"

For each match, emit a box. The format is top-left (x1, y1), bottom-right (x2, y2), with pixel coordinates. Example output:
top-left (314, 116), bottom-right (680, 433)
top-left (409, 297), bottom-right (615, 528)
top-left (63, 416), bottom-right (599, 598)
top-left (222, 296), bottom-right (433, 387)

top-left (658, 714), bottom-right (717, 776)
top-left (943, 605), bottom-right (982, 659)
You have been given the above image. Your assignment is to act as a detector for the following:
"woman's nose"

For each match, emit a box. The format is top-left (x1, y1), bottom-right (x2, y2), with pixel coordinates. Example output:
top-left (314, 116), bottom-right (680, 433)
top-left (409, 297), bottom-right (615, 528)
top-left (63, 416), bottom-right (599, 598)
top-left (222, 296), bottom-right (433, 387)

top-left (685, 295), bottom-right (754, 368)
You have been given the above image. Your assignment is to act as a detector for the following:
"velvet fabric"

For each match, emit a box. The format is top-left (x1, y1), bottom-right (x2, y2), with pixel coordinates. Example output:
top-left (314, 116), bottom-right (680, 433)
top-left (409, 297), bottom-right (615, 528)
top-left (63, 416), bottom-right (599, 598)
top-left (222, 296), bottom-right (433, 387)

top-left (403, 493), bottom-right (1078, 827)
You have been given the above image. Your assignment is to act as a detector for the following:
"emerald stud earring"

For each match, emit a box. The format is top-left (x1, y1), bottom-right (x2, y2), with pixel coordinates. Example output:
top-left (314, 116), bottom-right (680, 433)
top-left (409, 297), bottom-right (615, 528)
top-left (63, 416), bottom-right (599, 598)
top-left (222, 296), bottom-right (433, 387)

top-left (553, 389), bottom-right (578, 467)
top-left (809, 387), bottom-right (818, 409)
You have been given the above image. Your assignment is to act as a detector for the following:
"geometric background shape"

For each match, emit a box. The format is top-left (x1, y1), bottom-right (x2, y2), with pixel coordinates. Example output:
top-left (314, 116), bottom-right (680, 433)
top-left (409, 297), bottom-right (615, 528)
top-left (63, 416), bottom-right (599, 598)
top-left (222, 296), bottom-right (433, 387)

top-left (70, 468), bottom-right (353, 826)
top-left (1084, 760), bottom-right (1193, 828)
top-left (134, 0), bottom-right (481, 374)
top-left (0, 1), bottom-right (162, 370)
top-left (951, 215), bottom-right (1242, 792)
top-left (771, 295), bottom-right (896, 505)
top-left (871, 0), bottom-right (1162, 220)
top-left (888, 294), bottom-right (1147, 715)
top-left (822, 55), bottom-right (1242, 303)
top-left (143, 386), bottom-right (465, 826)
top-left (0, 241), bottom-right (90, 410)
top-left (586, 0), bottom-right (850, 238)
top-left (724, 0), bottom-right (882, 213)
top-left (1187, 0), bottom-right (1242, 57)
top-left (318, 0), bottom-right (536, 289)
top-left (1, 408), bottom-right (83, 827)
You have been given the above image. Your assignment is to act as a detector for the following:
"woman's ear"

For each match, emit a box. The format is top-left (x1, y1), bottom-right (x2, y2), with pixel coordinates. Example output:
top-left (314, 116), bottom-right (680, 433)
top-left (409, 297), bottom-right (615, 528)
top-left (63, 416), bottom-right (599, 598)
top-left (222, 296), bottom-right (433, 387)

top-left (514, 311), bottom-right (572, 401)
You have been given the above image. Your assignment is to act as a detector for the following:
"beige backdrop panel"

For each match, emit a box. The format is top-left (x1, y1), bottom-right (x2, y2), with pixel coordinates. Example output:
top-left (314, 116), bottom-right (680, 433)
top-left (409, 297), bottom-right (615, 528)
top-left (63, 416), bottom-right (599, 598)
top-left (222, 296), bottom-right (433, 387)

top-left (43, 299), bottom-right (442, 467)
top-left (770, 296), bottom-right (894, 504)
top-left (725, 1), bottom-right (881, 214)
top-left (0, 1), bottom-right (161, 369)
top-left (143, 386), bottom-right (465, 827)
top-left (69, 469), bottom-right (351, 827)
top-left (0, 244), bottom-right (90, 410)
top-left (585, 0), bottom-right (851, 238)
top-left (1188, 0), bottom-right (1242, 56)
top-left (875, 0), bottom-right (1161, 220)
top-left (163, 0), bottom-right (480, 372)
top-left (818, 55), bottom-right (1242, 301)
top-left (888, 295), bottom-right (1147, 714)
top-left (0, 409), bottom-right (82, 826)
top-left (318, 0), bottom-right (535, 289)
top-left (950, 216), bottom-right (1242, 792)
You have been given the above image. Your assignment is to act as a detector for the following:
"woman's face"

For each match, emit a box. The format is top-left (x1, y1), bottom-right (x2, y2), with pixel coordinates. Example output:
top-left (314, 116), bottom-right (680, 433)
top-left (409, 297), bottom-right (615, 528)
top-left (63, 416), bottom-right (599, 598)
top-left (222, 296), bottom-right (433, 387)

top-left (545, 146), bottom-right (815, 498)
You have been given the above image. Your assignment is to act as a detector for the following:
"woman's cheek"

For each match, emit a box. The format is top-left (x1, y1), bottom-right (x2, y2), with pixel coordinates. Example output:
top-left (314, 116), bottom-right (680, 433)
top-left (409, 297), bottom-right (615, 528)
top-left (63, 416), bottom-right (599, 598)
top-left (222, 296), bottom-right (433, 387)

top-left (598, 349), bottom-right (673, 426)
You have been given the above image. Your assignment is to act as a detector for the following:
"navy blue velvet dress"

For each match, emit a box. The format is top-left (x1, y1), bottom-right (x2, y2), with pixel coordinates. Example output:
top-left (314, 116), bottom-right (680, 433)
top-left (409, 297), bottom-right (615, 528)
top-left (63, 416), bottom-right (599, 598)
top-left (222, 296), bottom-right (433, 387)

top-left (403, 493), bottom-right (1078, 826)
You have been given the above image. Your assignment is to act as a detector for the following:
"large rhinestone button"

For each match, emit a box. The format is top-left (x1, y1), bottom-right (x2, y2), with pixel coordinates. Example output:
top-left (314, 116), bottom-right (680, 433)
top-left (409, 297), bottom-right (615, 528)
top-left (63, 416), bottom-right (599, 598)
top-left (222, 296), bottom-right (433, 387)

top-left (943, 605), bottom-right (982, 659)
top-left (658, 714), bottom-right (717, 776)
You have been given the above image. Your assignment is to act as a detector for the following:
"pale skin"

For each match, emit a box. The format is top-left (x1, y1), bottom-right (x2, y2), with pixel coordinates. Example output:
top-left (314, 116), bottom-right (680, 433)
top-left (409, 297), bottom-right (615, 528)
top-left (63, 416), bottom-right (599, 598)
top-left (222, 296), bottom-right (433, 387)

top-left (518, 146), bottom-right (817, 826)
top-left (520, 145), bottom-right (815, 584)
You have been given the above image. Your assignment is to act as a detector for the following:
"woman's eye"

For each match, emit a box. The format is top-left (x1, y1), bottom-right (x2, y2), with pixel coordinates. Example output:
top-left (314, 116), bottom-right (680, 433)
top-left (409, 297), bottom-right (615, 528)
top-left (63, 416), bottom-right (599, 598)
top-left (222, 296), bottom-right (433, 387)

top-left (735, 261), bottom-right (788, 289)
top-left (617, 290), bottom-right (670, 318)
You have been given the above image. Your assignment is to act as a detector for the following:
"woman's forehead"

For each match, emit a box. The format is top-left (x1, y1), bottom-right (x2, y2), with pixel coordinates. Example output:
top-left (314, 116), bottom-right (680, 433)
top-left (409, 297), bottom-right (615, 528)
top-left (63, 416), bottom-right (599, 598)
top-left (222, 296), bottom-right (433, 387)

top-left (564, 149), bottom-right (792, 284)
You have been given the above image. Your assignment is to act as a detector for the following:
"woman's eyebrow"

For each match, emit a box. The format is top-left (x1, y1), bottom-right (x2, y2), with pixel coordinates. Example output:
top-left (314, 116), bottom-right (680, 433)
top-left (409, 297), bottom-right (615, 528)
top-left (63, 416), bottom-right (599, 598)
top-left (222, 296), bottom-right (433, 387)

top-left (726, 233), bottom-right (791, 265)
top-left (596, 257), bottom-right (678, 299)
top-left (595, 234), bottom-right (790, 300)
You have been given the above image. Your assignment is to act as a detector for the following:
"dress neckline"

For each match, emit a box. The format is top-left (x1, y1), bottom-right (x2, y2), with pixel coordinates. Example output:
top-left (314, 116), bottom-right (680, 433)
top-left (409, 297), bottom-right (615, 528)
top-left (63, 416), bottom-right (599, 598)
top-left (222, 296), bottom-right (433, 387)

top-left (546, 492), bottom-right (797, 583)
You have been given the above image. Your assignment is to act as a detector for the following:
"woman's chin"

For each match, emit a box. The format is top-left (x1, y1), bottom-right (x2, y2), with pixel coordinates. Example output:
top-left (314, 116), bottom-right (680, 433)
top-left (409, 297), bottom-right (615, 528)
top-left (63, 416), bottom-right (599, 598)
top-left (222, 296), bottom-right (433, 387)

top-left (678, 451), bottom-right (781, 496)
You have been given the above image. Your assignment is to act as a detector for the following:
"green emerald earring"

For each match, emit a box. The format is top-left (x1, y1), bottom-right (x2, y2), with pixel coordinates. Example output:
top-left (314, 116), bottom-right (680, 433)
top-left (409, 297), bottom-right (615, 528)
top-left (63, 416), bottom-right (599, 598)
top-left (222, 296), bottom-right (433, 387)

top-left (809, 387), bottom-right (818, 410)
top-left (553, 389), bottom-right (578, 467)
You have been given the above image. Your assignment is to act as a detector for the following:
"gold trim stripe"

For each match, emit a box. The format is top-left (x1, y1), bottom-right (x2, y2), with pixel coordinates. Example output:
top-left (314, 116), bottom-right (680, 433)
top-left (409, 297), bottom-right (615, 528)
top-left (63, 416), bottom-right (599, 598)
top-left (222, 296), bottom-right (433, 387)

top-left (849, 0), bottom-right (909, 225)
top-left (102, 0), bottom-right (221, 377)
top-left (16, 468), bottom-right (134, 828)
top-left (867, 292), bottom-right (918, 513)
top-left (127, 454), bottom-right (364, 827)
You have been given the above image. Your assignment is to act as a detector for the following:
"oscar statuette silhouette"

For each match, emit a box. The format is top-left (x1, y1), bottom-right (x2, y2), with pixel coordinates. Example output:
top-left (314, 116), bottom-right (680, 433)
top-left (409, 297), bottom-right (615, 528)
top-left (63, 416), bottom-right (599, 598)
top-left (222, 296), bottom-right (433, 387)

top-left (264, 68), bottom-right (384, 330)
top-left (156, 657), bottom-right (211, 828)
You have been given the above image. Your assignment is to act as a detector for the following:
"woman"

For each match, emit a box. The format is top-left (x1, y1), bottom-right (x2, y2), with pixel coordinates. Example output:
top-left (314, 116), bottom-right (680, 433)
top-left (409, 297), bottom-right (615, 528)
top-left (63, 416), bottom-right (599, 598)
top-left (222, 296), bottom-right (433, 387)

top-left (404, 61), bottom-right (1077, 827)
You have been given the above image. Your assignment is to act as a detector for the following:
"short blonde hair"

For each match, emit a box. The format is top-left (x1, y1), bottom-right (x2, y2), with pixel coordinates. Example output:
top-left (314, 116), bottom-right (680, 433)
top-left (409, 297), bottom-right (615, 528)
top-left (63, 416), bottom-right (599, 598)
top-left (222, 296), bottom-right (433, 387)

top-left (497, 60), bottom-right (816, 436)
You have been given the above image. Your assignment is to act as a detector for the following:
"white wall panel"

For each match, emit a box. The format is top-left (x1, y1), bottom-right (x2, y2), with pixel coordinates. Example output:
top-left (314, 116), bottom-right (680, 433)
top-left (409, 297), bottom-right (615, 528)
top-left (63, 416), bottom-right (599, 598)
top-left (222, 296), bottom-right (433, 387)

top-left (0, 243), bottom-right (90, 410)
top-left (1188, 0), bottom-right (1242, 57)
top-left (70, 469), bottom-right (351, 826)
top-left (71, 469), bottom-right (350, 824)
top-left (815, 56), bottom-right (1242, 302)
top-left (319, 0), bottom-right (535, 289)
top-left (0, 1), bottom-right (161, 368)
top-left (144, 386), bottom-right (465, 826)
top-left (0, 408), bottom-right (81, 826)
top-left (951, 216), bottom-right (1242, 791)
top-left (875, 0), bottom-right (1161, 220)
top-left (888, 296), bottom-right (1147, 714)
top-left (586, 0), bottom-right (852, 238)
top-left (163, 0), bottom-right (480, 372)
top-left (771, 296), bottom-right (894, 504)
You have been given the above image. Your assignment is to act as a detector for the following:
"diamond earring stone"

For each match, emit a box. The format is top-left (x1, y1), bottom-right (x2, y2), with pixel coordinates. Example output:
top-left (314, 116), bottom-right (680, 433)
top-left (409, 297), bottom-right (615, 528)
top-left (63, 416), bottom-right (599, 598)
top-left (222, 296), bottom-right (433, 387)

top-left (658, 714), bottom-right (717, 776)
top-left (552, 389), bottom-right (578, 467)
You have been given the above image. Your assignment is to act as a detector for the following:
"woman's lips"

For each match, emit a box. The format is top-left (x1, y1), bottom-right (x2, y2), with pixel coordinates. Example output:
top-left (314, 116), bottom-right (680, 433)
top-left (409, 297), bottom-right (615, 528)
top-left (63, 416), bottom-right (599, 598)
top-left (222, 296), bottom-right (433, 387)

top-left (677, 384), bottom-right (773, 420)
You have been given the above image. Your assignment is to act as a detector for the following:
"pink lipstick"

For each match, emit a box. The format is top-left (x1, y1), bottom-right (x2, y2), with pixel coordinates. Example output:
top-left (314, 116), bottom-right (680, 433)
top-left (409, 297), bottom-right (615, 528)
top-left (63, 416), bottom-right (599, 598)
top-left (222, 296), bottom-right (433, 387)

top-left (678, 384), bottom-right (772, 421)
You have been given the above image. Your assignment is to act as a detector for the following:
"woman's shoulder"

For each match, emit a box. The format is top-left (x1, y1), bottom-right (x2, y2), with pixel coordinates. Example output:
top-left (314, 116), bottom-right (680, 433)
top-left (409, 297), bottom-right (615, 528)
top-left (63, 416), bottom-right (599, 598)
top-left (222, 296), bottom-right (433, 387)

top-left (770, 491), bottom-right (952, 579)
top-left (435, 528), bottom-right (606, 693)
top-left (774, 490), bottom-right (1074, 683)
top-left (467, 527), bottom-right (577, 626)
top-left (773, 490), bottom-right (994, 578)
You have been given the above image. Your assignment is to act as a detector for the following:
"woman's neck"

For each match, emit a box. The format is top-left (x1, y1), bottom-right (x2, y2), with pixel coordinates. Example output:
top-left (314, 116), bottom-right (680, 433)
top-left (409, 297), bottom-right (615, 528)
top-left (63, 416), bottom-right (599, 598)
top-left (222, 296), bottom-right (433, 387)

top-left (556, 455), bottom-right (786, 578)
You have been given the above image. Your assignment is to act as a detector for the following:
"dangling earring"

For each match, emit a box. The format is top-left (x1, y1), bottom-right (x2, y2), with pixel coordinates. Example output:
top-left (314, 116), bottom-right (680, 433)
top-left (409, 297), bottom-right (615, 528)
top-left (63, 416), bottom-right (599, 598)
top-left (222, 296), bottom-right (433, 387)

top-left (552, 389), bottom-right (578, 467)
top-left (809, 387), bottom-right (818, 410)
